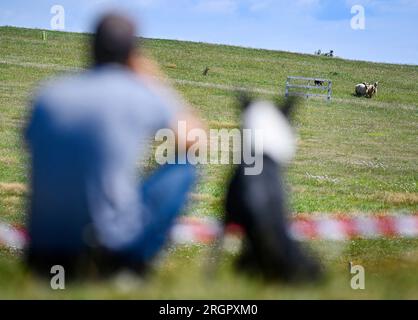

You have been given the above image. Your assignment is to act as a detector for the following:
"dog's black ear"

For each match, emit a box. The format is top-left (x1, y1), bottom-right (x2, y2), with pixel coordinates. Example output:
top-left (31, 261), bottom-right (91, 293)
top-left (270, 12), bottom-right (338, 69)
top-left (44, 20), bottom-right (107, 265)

top-left (236, 90), bottom-right (253, 110)
top-left (276, 96), bottom-right (299, 119)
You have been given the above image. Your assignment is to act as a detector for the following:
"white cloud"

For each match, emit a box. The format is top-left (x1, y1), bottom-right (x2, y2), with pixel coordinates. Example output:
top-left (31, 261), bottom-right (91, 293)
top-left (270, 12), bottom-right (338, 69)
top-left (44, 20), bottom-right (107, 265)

top-left (345, 0), bottom-right (418, 12)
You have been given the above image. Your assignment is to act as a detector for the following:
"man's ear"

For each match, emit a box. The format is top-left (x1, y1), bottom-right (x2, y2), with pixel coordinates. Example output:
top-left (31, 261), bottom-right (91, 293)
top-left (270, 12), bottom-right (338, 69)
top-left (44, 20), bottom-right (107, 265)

top-left (126, 51), bottom-right (140, 72)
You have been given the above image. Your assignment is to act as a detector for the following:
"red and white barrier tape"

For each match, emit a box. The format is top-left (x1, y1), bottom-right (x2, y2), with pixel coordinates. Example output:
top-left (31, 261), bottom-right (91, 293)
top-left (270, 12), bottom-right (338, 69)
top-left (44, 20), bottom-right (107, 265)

top-left (0, 223), bottom-right (27, 250)
top-left (289, 215), bottom-right (418, 241)
top-left (171, 214), bottom-right (418, 244)
top-left (1, 214), bottom-right (418, 250)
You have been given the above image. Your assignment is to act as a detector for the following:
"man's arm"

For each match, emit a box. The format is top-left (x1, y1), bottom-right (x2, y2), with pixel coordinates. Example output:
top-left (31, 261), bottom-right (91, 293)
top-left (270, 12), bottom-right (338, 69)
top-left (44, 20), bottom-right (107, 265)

top-left (171, 109), bottom-right (206, 151)
top-left (128, 52), bottom-right (206, 151)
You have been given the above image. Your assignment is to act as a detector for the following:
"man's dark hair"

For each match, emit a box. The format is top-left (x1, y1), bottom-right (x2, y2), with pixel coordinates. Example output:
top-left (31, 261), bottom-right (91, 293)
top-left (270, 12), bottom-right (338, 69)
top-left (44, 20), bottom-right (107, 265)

top-left (93, 13), bottom-right (137, 65)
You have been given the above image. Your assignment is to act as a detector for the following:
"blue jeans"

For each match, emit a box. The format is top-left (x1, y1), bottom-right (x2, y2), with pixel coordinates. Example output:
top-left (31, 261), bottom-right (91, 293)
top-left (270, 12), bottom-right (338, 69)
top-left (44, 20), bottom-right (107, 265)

top-left (120, 163), bottom-right (196, 263)
top-left (28, 163), bottom-right (196, 268)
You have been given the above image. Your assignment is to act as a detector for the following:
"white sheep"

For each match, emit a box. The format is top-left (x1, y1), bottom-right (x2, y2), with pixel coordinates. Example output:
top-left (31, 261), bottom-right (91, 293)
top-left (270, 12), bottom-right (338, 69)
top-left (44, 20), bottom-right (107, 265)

top-left (355, 82), bottom-right (378, 98)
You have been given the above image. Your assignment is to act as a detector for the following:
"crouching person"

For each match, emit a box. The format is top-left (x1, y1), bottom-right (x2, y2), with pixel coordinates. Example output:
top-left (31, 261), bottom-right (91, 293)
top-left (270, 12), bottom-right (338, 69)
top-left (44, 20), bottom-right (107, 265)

top-left (24, 13), bottom-right (201, 280)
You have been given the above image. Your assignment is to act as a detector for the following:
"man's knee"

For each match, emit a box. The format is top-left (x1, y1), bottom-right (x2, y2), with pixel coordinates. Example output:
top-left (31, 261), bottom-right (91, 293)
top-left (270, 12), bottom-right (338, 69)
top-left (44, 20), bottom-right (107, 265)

top-left (142, 163), bottom-right (196, 212)
top-left (145, 163), bottom-right (196, 193)
top-left (168, 163), bottom-right (196, 189)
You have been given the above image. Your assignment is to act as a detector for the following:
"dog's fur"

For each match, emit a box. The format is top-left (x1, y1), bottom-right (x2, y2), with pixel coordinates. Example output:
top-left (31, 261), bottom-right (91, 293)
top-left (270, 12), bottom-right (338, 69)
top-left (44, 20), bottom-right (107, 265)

top-left (224, 94), bottom-right (322, 282)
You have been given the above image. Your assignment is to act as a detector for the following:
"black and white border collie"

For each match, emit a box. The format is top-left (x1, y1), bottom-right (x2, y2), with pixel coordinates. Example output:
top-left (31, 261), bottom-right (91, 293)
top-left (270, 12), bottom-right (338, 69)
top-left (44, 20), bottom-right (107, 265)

top-left (225, 94), bottom-right (322, 282)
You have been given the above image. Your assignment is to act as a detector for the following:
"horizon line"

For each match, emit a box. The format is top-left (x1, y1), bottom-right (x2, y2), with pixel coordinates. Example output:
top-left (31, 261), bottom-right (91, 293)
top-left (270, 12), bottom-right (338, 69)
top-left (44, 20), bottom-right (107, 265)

top-left (1, 24), bottom-right (417, 67)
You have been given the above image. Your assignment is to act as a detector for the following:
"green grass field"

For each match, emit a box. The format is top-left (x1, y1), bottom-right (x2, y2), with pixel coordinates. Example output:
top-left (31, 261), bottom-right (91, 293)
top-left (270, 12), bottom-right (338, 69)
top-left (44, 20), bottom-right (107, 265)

top-left (0, 26), bottom-right (417, 299)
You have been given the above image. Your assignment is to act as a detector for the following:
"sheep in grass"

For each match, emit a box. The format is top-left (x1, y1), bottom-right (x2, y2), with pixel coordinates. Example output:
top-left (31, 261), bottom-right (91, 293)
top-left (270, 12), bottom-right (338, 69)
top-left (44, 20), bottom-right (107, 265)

top-left (366, 82), bottom-right (378, 98)
top-left (355, 82), bottom-right (369, 96)
top-left (355, 82), bottom-right (378, 98)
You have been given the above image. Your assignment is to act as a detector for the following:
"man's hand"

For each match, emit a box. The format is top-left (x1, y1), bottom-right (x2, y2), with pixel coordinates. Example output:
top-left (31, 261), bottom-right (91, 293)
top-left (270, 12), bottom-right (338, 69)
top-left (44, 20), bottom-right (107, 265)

top-left (172, 110), bottom-right (206, 151)
top-left (128, 51), bottom-right (165, 80)
top-left (128, 51), bottom-right (207, 151)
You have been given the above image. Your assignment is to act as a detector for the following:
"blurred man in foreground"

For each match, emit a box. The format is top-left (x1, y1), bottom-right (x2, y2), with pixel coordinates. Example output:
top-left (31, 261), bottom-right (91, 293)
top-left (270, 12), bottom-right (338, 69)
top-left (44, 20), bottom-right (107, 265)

top-left (25, 13), bottom-right (200, 279)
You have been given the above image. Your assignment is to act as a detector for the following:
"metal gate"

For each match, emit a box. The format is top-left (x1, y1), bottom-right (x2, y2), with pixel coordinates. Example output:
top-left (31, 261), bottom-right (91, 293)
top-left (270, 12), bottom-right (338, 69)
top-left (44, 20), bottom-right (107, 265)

top-left (285, 76), bottom-right (332, 101)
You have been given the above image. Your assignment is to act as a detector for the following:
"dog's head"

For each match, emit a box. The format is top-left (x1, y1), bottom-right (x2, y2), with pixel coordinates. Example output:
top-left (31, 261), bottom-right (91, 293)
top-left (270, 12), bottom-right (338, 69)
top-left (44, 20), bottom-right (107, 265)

top-left (236, 91), bottom-right (299, 165)
top-left (237, 91), bottom-right (298, 117)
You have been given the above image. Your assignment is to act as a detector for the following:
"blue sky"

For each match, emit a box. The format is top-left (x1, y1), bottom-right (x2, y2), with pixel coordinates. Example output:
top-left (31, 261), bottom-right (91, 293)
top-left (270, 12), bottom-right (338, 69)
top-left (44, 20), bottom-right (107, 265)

top-left (1, 0), bottom-right (417, 64)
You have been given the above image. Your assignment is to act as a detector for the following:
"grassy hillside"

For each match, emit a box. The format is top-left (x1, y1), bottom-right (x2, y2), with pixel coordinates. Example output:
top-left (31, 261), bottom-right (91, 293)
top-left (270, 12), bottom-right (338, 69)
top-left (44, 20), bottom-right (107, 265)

top-left (0, 26), bottom-right (417, 299)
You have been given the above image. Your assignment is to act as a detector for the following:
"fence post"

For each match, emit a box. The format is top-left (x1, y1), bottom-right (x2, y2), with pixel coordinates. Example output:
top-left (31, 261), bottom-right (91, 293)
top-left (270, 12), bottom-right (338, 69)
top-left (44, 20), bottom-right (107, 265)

top-left (327, 81), bottom-right (332, 101)
top-left (285, 77), bottom-right (289, 98)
